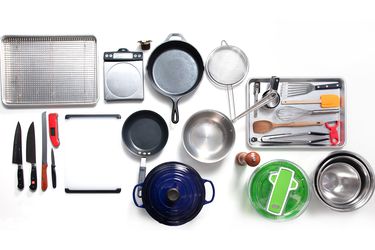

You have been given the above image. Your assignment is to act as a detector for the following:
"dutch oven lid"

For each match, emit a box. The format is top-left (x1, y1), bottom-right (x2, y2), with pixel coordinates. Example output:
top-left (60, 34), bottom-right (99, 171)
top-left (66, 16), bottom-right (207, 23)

top-left (139, 162), bottom-right (213, 226)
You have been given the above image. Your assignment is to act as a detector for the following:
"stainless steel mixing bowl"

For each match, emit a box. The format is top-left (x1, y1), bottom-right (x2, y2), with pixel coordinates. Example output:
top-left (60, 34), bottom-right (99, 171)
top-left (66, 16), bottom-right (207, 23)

top-left (314, 151), bottom-right (374, 211)
top-left (183, 110), bottom-right (235, 163)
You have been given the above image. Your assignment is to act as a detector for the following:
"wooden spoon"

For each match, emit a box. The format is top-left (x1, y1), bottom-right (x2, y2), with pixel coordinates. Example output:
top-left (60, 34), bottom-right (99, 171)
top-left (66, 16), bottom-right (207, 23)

top-left (253, 120), bottom-right (323, 133)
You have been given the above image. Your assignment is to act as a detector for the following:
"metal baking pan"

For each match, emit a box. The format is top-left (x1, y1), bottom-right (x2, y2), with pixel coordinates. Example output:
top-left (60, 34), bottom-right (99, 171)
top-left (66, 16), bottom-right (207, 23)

top-left (247, 78), bottom-right (346, 149)
top-left (1, 35), bottom-right (98, 107)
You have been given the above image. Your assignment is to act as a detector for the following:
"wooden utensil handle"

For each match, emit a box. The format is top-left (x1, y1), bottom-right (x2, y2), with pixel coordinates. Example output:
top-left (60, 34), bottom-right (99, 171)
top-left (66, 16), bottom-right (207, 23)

top-left (42, 163), bottom-right (48, 191)
top-left (281, 100), bottom-right (320, 105)
top-left (274, 121), bottom-right (323, 128)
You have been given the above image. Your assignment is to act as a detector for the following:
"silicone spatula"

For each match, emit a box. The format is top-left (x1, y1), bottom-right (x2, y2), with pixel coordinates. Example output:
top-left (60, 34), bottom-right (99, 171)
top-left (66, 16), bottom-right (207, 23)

top-left (267, 167), bottom-right (298, 216)
top-left (281, 94), bottom-right (340, 108)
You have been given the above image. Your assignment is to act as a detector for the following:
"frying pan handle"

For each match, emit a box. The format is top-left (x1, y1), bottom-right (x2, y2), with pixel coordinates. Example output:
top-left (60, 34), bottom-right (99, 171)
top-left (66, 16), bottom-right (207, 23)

top-left (132, 184), bottom-right (145, 208)
top-left (165, 33), bottom-right (186, 42)
top-left (203, 179), bottom-right (215, 205)
top-left (137, 159), bottom-right (147, 197)
top-left (171, 99), bottom-right (180, 124)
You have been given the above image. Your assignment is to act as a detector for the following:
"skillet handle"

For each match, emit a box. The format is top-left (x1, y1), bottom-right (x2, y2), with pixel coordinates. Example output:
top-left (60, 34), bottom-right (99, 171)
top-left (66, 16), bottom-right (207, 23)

top-left (203, 179), bottom-right (215, 205)
top-left (165, 33), bottom-right (186, 42)
top-left (137, 158), bottom-right (147, 197)
top-left (171, 99), bottom-right (179, 124)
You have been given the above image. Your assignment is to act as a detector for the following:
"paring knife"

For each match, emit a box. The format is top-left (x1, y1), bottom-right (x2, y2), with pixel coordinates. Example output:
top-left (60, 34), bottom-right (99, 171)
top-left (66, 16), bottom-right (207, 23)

top-left (41, 112), bottom-right (48, 191)
top-left (12, 122), bottom-right (24, 190)
top-left (26, 122), bottom-right (37, 191)
top-left (51, 149), bottom-right (56, 189)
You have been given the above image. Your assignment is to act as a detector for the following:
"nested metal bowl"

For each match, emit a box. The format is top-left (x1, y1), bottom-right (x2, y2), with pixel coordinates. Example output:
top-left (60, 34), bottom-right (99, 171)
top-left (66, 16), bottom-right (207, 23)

top-left (183, 110), bottom-right (235, 163)
top-left (314, 151), bottom-right (374, 211)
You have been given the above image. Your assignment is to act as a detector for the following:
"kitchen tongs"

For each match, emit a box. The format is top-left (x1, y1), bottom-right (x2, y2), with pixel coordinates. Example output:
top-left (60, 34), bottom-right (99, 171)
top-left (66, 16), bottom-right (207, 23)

top-left (261, 132), bottom-right (330, 145)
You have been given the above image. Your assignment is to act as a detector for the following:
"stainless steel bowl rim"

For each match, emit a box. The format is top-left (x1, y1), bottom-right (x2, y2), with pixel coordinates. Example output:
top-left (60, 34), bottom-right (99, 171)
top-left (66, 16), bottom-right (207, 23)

top-left (182, 109), bottom-right (236, 163)
top-left (314, 151), bottom-right (374, 212)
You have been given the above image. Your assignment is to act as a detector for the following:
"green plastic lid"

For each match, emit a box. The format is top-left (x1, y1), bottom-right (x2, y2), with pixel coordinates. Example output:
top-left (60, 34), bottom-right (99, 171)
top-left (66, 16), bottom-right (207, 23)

top-left (248, 160), bottom-right (310, 220)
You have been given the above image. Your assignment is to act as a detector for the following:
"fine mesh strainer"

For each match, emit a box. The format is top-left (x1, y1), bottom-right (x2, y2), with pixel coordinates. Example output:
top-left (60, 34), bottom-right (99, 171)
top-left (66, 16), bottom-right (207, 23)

top-left (1, 35), bottom-right (98, 107)
top-left (206, 40), bottom-right (249, 119)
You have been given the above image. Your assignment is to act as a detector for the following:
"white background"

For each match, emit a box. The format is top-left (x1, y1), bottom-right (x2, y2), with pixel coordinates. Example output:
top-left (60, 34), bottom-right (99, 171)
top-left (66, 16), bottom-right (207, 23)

top-left (1, 0), bottom-right (374, 249)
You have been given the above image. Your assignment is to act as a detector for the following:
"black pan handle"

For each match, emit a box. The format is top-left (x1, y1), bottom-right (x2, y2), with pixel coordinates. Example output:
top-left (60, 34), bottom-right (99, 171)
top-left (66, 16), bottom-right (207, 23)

top-left (171, 99), bottom-right (179, 124)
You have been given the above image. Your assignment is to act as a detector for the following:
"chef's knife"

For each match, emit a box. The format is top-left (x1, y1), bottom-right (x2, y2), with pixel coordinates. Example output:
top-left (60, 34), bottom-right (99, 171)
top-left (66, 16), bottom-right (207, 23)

top-left (41, 112), bottom-right (48, 191)
top-left (51, 149), bottom-right (56, 189)
top-left (26, 122), bottom-right (37, 191)
top-left (12, 122), bottom-right (24, 190)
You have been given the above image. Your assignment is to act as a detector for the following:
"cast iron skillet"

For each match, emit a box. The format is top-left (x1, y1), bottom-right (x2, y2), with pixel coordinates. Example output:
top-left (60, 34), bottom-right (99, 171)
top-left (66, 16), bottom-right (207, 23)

top-left (122, 110), bottom-right (168, 194)
top-left (147, 33), bottom-right (204, 124)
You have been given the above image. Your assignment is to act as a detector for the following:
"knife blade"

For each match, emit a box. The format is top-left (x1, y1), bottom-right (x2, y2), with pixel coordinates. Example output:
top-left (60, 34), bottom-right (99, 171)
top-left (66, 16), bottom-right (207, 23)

top-left (12, 122), bottom-right (24, 190)
top-left (51, 149), bottom-right (56, 189)
top-left (26, 122), bottom-right (37, 191)
top-left (41, 112), bottom-right (48, 191)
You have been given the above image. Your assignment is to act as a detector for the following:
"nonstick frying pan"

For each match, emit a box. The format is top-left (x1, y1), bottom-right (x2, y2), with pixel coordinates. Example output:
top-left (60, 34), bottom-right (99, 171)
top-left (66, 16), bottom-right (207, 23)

top-left (122, 110), bottom-right (168, 195)
top-left (147, 33), bottom-right (204, 124)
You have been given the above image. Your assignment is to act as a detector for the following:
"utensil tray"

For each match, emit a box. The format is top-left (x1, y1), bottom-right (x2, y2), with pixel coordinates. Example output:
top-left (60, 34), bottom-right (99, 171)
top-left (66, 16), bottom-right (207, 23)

top-left (247, 78), bottom-right (346, 149)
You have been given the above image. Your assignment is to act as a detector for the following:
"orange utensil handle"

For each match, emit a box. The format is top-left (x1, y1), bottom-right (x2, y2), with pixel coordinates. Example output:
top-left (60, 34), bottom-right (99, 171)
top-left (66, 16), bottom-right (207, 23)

top-left (42, 163), bottom-right (48, 191)
top-left (274, 121), bottom-right (323, 128)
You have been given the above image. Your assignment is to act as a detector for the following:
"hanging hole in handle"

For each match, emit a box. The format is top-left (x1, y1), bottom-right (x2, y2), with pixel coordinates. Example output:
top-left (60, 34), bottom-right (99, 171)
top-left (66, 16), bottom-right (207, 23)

top-left (221, 40), bottom-right (229, 46)
top-left (133, 184), bottom-right (145, 208)
top-left (203, 179), bottom-right (215, 205)
top-left (171, 99), bottom-right (179, 124)
top-left (165, 33), bottom-right (186, 42)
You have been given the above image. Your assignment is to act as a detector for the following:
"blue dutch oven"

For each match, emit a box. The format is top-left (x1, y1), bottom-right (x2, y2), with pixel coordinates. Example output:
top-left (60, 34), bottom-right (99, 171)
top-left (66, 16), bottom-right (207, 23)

top-left (133, 161), bottom-right (215, 226)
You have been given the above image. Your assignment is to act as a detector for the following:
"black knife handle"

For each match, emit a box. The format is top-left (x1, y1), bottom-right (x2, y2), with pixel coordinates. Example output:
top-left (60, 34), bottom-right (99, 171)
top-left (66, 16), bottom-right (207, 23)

top-left (29, 166), bottom-right (37, 191)
top-left (17, 167), bottom-right (24, 190)
top-left (315, 82), bottom-right (342, 90)
top-left (52, 166), bottom-right (56, 189)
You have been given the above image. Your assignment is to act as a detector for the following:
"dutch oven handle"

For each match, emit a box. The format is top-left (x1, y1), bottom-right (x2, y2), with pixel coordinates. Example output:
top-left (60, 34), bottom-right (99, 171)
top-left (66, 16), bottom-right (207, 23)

top-left (165, 33), bottom-right (186, 42)
top-left (132, 183), bottom-right (145, 208)
top-left (202, 179), bottom-right (215, 205)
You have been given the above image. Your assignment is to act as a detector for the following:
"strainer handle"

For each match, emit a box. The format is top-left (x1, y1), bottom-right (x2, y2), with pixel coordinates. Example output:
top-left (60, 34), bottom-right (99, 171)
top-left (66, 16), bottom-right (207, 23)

top-left (231, 77), bottom-right (280, 123)
top-left (165, 33), bottom-right (186, 42)
top-left (232, 90), bottom-right (278, 123)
